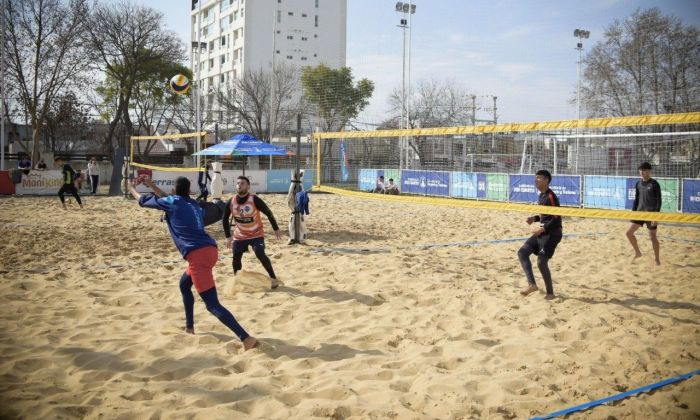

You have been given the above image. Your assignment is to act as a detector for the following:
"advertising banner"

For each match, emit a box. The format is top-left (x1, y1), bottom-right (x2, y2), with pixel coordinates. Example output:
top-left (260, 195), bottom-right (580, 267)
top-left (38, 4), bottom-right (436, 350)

top-left (485, 173), bottom-right (509, 201)
top-left (509, 174), bottom-right (581, 206)
top-left (681, 178), bottom-right (700, 213)
top-left (358, 169), bottom-right (378, 191)
top-left (134, 170), bottom-right (267, 194)
top-left (451, 172), bottom-right (478, 199)
top-left (400, 170), bottom-right (450, 196)
top-left (16, 170), bottom-right (64, 195)
top-left (583, 176), bottom-right (627, 209)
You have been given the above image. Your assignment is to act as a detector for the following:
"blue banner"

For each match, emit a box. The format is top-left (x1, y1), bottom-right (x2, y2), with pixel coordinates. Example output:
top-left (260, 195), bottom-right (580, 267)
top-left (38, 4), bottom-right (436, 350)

top-left (400, 170), bottom-right (450, 196)
top-left (682, 178), bottom-right (700, 213)
top-left (358, 169), bottom-right (378, 191)
top-left (266, 169), bottom-right (316, 192)
top-left (266, 169), bottom-right (292, 193)
top-left (451, 172), bottom-right (478, 199)
top-left (476, 174), bottom-right (487, 199)
top-left (583, 176), bottom-right (627, 209)
top-left (509, 174), bottom-right (581, 206)
top-left (339, 140), bottom-right (349, 182)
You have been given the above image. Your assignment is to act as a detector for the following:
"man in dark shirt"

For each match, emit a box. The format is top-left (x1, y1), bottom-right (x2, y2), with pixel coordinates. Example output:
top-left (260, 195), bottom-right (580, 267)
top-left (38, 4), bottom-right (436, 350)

top-left (518, 169), bottom-right (563, 300)
top-left (223, 176), bottom-right (282, 289)
top-left (56, 159), bottom-right (83, 209)
top-left (626, 162), bottom-right (662, 265)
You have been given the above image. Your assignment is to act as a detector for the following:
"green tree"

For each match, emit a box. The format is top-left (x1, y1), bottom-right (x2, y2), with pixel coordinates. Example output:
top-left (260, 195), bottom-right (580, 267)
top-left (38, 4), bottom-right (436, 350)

top-left (301, 65), bottom-right (374, 132)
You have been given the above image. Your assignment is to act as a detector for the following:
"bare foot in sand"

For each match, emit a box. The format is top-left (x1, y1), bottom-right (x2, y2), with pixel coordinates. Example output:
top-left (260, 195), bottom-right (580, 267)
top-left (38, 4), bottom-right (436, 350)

top-left (185, 327), bottom-right (194, 334)
top-left (520, 284), bottom-right (538, 296)
top-left (243, 336), bottom-right (258, 351)
top-left (544, 294), bottom-right (555, 300)
top-left (632, 252), bottom-right (642, 260)
top-left (655, 259), bottom-right (661, 266)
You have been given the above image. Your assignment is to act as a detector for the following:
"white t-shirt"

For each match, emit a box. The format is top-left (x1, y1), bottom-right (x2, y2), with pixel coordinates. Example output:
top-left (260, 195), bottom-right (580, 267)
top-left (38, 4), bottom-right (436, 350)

top-left (87, 162), bottom-right (99, 176)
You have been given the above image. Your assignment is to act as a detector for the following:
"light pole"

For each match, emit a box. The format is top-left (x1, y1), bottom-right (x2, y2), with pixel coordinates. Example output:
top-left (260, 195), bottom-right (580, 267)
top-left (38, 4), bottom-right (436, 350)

top-left (395, 2), bottom-right (415, 170)
top-left (574, 28), bottom-right (589, 173)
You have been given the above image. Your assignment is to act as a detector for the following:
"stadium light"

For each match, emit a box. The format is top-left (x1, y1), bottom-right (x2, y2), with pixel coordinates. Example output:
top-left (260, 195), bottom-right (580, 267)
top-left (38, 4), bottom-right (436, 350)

top-left (395, 2), bottom-right (416, 170)
top-left (574, 28), bottom-right (590, 173)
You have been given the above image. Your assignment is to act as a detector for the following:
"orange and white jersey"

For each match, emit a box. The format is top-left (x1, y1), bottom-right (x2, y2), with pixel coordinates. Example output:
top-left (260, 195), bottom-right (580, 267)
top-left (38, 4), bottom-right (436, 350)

top-left (230, 194), bottom-right (265, 240)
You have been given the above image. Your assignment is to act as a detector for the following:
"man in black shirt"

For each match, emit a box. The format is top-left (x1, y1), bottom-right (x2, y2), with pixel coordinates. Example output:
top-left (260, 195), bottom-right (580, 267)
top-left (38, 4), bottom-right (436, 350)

top-left (626, 162), bottom-right (662, 265)
top-left (518, 170), bottom-right (562, 300)
top-left (56, 159), bottom-right (83, 209)
top-left (222, 176), bottom-right (282, 289)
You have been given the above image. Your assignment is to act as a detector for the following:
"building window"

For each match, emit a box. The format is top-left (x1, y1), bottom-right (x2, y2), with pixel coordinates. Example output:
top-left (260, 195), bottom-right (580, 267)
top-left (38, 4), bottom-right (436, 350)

top-left (301, 57), bottom-right (307, 61)
top-left (276, 10), bottom-right (280, 23)
top-left (209, 58), bottom-right (214, 68)
top-left (287, 35), bottom-right (293, 40)
top-left (276, 50), bottom-right (280, 54)
top-left (221, 36), bottom-right (226, 46)
top-left (241, 8), bottom-right (244, 17)
top-left (315, 0), bottom-right (319, 7)
top-left (209, 40), bottom-right (214, 50)
top-left (234, 11), bottom-right (238, 20)
top-left (278, 0), bottom-right (281, 2)
top-left (286, 55), bottom-right (292, 59)
top-left (220, 74), bottom-right (225, 83)
top-left (220, 55), bottom-right (226, 64)
top-left (314, 15), bottom-right (318, 27)
top-left (288, 12), bottom-right (293, 16)
top-left (276, 30), bottom-right (281, 34)
top-left (302, 13), bottom-right (307, 17)
top-left (313, 53), bottom-right (317, 57)
top-left (301, 36), bottom-right (307, 41)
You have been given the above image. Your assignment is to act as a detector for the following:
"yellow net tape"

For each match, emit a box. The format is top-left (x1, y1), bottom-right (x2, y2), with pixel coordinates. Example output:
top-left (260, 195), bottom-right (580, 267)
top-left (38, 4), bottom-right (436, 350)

top-left (316, 186), bottom-right (700, 225)
top-left (130, 131), bottom-right (207, 140)
top-left (313, 112), bottom-right (700, 140)
top-left (130, 162), bottom-right (204, 172)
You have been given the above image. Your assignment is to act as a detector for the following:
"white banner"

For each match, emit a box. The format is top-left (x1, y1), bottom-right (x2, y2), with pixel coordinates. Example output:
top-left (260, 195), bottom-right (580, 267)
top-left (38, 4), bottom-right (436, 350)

top-left (134, 170), bottom-right (268, 195)
top-left (15, 170), bottom-right (64, 195)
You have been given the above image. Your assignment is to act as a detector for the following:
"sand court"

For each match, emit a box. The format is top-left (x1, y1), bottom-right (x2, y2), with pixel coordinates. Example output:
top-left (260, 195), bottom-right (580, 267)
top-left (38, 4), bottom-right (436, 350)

top-left (1, 193), bottom-right (699, 419)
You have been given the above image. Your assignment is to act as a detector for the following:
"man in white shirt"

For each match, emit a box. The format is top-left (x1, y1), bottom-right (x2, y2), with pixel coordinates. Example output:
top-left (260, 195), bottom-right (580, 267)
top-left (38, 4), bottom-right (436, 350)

top-left (374, 176), bottom-right (386, 193)
top-left (385, 178), bottom-right (400, 195)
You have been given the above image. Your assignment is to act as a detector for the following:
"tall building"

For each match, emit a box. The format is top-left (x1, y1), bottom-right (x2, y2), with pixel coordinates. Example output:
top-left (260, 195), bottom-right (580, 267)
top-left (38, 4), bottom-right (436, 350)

top-left (190, 0), bottom-right (347, 111)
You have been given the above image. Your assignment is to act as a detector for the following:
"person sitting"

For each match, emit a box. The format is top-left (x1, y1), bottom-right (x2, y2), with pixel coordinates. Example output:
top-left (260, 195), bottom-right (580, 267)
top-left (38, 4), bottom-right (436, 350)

top-left (385, 178), bottom-right (400, 195)
top-left (36, 159), bottom-right (47, 170)
top-left (18, 155), bottom-right (32, 175)
top-left (373, 175), bottom-right (386, 193)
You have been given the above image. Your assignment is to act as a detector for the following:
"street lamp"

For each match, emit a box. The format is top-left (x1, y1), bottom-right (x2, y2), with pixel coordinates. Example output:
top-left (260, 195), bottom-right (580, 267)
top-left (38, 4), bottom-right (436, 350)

top-left (395, 2), bottom-right (416, 170)
top-left (574, 28), bottom-right (589, 173)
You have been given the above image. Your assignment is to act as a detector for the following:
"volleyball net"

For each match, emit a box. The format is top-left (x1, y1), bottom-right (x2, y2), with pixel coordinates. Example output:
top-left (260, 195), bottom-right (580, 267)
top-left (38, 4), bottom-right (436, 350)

top-left (312, 112), bottom-right (700, 224)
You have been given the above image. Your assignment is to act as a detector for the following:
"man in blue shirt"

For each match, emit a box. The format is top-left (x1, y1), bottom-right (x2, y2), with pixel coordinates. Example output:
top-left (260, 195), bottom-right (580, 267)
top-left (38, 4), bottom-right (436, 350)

top-left (128, 176), bottom-right (257, 351)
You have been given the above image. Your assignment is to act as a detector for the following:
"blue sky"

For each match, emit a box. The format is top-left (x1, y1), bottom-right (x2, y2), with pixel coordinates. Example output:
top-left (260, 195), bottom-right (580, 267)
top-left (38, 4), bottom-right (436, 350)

top-left (147, 0), bottom-right (699, 124)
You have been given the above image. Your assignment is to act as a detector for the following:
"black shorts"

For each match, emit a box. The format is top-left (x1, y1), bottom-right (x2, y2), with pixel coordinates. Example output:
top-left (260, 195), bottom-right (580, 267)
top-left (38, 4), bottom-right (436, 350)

top-left (58, 184), bottom-right (78, 195)
top-left (631, 220), bottom-right (658, 230)
top-left (232, 237), bottom-right (266, 255)
top-left (523, 233), bottom-right (562, 259)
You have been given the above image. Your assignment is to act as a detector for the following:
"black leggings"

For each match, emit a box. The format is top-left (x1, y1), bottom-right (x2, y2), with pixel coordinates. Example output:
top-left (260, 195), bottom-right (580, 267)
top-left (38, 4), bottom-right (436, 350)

top-left (179, 273), bottom-right (249, 341)
top-left (58, 184), bottom-right (82, 205)
top-left (518, 245), bottom-right (554, 295)
top-left (233, 246), bottom-right (276, 279)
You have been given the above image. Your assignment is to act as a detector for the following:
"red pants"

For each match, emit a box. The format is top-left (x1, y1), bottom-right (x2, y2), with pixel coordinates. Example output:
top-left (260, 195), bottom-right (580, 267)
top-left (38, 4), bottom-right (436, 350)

top-left (186, 246), bottom-right (218, 293)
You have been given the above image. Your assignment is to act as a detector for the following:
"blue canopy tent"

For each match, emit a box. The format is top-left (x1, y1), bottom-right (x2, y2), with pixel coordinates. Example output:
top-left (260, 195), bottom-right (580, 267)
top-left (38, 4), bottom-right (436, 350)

top-left (192, 133), bottom-right (293, 174)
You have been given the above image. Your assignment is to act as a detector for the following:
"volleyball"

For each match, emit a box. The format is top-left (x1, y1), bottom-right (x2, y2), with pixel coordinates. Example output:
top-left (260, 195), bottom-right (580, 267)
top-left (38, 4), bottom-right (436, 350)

top-left (169, 74), bottom-right (190, 95)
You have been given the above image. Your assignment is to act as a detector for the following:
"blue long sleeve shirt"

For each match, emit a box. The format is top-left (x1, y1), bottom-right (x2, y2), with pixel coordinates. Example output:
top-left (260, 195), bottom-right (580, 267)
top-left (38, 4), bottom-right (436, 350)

top-left (139, 194), bottom-right (217, 258)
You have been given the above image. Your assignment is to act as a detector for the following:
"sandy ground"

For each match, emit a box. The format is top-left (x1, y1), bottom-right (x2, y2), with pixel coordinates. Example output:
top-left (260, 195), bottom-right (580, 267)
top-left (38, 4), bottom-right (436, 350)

top-left (0, 193), bottom-right (699, 419)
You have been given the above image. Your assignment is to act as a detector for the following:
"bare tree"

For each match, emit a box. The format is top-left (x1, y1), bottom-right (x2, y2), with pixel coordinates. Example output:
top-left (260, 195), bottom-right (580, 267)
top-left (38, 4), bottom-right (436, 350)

top-left (44, 92), bottom-right (91, 153)
top-left (86, 2), bottom-right (185, 155)
top-left (581, 8), bottom-right (700, 118)
top-left (387, 78), bottom-right (474, 166)
top-left (3, 0), bottom-right (90, 163)
top-left (217, 64), bottom-right (301, 141)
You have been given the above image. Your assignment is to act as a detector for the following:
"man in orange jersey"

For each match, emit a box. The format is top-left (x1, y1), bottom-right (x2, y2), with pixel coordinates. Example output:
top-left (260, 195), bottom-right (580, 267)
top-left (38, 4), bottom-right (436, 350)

top-left (223, 176), bottom-right (283, 289)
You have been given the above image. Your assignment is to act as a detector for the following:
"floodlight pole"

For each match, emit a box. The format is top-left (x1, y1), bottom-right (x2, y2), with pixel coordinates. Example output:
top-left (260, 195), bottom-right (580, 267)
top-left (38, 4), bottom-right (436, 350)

top-left (574, 28), bottom-right (589, 173)
top-left (395, 2), bottom-right (416, 171)
top-left (194, 0), bottom-right (203, 170)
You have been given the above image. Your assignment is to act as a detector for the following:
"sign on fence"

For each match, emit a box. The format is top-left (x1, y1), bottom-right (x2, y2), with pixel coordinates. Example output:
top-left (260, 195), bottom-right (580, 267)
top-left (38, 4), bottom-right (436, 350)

top-left (682, 178), bottom-right (700, 213)
top-left (400, 170), bottom-right (450, 196)
top-left (509, 174), bottom-right (581, 206)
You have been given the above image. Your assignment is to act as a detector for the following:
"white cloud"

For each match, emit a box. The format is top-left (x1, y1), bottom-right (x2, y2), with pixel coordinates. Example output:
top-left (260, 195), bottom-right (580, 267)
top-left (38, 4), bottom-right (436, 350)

top-left (449, 33), bottom-right (465, 45)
